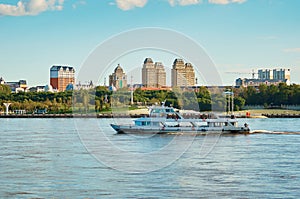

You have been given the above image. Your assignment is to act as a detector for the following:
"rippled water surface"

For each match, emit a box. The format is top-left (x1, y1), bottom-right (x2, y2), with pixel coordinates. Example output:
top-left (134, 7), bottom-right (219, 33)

top-left (0, 118), bottom-right (299, 198)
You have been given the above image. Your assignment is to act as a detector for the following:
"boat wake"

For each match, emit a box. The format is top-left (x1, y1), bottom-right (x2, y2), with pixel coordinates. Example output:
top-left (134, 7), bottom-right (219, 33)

top-left (250, 130), bottom-right (300, 135)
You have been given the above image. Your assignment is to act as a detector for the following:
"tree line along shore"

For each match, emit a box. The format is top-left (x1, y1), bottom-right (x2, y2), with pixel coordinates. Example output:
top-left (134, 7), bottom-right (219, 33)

top-left (0, 83), bottom-right (299, 116)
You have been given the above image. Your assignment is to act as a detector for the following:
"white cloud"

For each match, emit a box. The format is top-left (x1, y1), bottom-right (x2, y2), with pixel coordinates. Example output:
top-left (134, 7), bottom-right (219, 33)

top-left (0, 0), bottom-right (64, 16)
top-left (72, 0), bottom-right (86, 9)
top-left (257, 35), bottom-right (278, 40)
top-left (283, 48), bottom-right (300, 53)
top-left (169, 0), bottom-right (201, 6)
top-left (208, 0), bottom-right (246, 5)
top-left (113, 0), bottom-right (246, 10)
top-left (116, 0), bottom-right (148, 11)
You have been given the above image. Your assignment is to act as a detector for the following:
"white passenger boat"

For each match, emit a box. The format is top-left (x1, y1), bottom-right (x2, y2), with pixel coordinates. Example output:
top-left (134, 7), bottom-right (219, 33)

top-left (110, 105), bottom-right (250, 135)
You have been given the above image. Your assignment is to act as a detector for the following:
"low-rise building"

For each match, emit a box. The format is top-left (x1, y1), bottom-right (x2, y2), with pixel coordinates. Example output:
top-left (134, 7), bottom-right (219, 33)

top-left (0, 77), bottom-right (5, 85)
top-left (28, 85), bottom-right (55, 93)
top-left (5, 80), bottom-right (28, 93)
top-left (29, 86), bottom-right (46, 92)
top-left (236, 78), bottom-right (290, 87)
top-left (76, 81), bottom-right (94, 90)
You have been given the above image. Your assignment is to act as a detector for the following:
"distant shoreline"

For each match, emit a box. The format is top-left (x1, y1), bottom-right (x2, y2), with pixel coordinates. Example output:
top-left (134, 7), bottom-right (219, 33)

top-left (1, 113), bottom-right (300, 118)
top-left (0, 113), bottom-right (143, 119)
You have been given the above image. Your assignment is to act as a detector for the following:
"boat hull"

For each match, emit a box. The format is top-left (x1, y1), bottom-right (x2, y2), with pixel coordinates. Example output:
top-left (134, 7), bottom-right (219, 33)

top-left (110, 124), bottom-right (250, 135)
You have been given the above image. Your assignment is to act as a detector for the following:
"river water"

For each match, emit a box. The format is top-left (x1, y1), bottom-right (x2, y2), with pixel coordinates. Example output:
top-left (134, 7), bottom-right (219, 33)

top-left (0, 118), bottom-right (299, 198)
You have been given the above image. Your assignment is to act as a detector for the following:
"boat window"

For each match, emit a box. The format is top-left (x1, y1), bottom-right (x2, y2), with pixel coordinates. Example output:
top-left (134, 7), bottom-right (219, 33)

top-left (135, 121), bottom-right (142, 126)
top-left (152, 109), bottom-right (163, 113)
top-left (212, 122), bottom-right (224, 127)
top-left (141, 121), bottom-right (151, 126)
top-left (151, 122), bottom-right (160, 126)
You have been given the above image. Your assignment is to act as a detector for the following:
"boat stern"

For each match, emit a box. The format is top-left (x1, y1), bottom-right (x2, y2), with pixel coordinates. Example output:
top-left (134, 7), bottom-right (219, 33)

top-left (223, 123), bottom-right (250, 134)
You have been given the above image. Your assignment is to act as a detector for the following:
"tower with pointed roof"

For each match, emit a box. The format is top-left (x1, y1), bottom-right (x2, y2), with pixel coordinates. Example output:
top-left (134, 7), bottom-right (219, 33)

top-left (109, 64), bottom-right (127, 90)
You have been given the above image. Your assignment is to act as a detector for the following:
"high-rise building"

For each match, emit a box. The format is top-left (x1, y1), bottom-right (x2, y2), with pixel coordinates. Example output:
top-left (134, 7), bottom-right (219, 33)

top-left (50, 66), bottom-right (75, 92)
top-left (142, 58), bottom-right (166, 88)
top-left (171, 59), bottom-right (195, 87)
top-left (184, 63), bottom-right (195, 86)
top-left (258, 69), bottom-right (273, 80)
top-left (171, 59), bottom-right (185, 87)
top-left (142, 58), bottom-right (156, 87)
top-left (236, 68), bottom-right (291, 87)
top-left (273, 69), bottom-right (290, 81)
top-left (258, 68), bottom-right (290, 81)
top-left (109, 64), bottom-right (127, 90)
top-left (155, 62), bottom-right (166, 88)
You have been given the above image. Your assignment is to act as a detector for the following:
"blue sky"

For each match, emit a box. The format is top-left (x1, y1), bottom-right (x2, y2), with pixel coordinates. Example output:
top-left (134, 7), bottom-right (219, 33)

top-left (0, 0), bottom-right (299, 86)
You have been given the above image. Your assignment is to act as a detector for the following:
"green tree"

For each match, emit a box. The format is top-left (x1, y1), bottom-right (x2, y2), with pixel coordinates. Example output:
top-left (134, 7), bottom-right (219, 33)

top-left (0, 84), bottom-right (11, 95)
top-left (234, 96), bottom-right (245, 111)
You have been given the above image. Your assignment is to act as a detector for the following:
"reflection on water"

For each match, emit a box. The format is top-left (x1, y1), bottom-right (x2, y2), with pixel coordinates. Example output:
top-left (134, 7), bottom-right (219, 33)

top-left (251, 130), bottom-right (300, 135)
top-left (0, 118), bottom-right (299, 198)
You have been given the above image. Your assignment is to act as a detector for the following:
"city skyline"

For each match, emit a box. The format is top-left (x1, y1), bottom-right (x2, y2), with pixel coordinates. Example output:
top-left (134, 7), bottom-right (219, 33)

top-left (0, 57), bottom-right (294, 89)
top-left (0, 0), bottom-right (299, 86)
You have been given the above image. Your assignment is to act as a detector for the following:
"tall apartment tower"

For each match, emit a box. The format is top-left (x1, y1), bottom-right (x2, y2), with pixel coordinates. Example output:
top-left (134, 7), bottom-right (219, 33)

top-left (142, 58), bottom-right (156, 87)
top-left (184, 63), bottom-right (195, 86)
top-left (109, 64), bottom-right (127, 90)
top-left (171, 59), bottom-right (195, 87)
top-left (155, 62), bottom-right (166, 87)
top-left (50, 66), bottom-right (75, 92)
top-left (258, 68), bottom-right (291, 81)
top-left (258, 69), bottom-right (273, 80)
top-left (171, 59), bottom-right (185, 87)
top-left (142, 58), bottom-right (166, 87)
top-left (273, 69), bottom-right (290, 81)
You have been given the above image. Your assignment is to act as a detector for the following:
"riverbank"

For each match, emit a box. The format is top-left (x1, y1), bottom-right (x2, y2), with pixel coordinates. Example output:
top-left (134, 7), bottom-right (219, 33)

top-left (234, 109), bottom-right (300, 118)
top-left (1, 109), bottom-right (300, 118)
top-left (0, 113), bottom-right (147, 118)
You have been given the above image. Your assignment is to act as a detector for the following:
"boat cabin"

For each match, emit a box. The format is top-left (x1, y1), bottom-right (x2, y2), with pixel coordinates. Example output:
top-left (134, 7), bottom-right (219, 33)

top-left (134, 118), bottom-right (161, 127)
top-left (149, 106), bottom-right (182, 119)
top-left (206, 120), bottom-right (238, 127)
